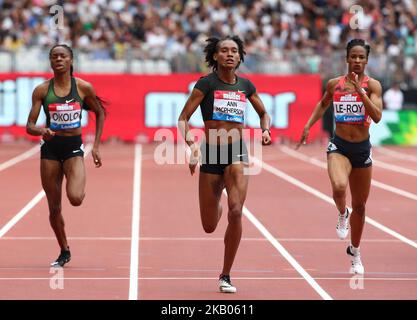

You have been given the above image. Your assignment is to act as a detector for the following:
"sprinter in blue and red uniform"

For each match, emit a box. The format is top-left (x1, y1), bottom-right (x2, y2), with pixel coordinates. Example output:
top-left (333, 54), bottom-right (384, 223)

top-left (297, 39), bottom-right (383, 275)
top-left (26, 44), bottom-right (106, 267)
top-left (178, 36), bottom-right (271, 293)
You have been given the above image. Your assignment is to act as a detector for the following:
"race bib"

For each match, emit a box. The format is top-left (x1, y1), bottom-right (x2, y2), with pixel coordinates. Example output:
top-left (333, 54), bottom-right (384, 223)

top-left (49, 102), bottom-right (82, 130)
top-left (333, 92), bottom-right (365, 123)
top-left (212, 90), bottom-right (246, 123)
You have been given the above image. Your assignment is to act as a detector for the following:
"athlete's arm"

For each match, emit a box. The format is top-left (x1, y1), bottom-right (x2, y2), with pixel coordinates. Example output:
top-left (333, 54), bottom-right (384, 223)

top-left (26, 82), bottom-right (54, 140)
top-left (296, 78), bottom-right (338, 148)
top-left (78, 79), bottom-right (105, 167)
top-left (350, 74), bottom-right (382, 123)
top-left (178, 88), bottom-right (205, 175)
top-left (178, 88), bottom-right (204, 148)
top-left (248, 92), bottom-right (271, 145)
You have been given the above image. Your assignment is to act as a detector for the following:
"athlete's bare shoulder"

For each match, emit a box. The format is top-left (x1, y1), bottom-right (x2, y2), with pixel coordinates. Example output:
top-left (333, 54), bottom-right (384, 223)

top-left (74, 77), bottom-right (95, 97)
top-left (326, 77), bottom-right (341, 93)
top-left (367, 77), bottom-right (383, 96)
top-left (32, 80), bottom-right (50, 98)
top-left (367, 76), bottom-right (382, 86)
top-left (74, 77), bottom-right (93, 90)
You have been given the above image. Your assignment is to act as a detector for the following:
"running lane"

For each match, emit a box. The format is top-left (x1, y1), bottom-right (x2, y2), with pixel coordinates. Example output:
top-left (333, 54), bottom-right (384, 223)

top-left (0, 143), bottom-right (136, 299)
top-left (248, 144), bottom-right (417, 299)
top-left (138, 143), bottom-right (326, 300)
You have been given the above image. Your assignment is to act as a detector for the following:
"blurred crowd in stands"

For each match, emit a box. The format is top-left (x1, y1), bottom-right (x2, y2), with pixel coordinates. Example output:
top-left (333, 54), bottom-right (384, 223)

top-left (1, 0), bottom-right (417, 91)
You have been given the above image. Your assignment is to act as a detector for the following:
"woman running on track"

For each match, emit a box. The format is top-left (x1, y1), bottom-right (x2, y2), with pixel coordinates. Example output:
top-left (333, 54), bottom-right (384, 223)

top-left (297, 39), bottom-right (383, 274)
top-left (26, 44), bottom-right (106, 267)
top-left (178, 36), bottom-right (271, 293)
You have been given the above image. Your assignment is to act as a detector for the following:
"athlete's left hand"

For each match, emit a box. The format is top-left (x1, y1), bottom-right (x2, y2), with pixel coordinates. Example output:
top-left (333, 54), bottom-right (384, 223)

top-left (348, 72), bottom-right (362, 93)
top-left (188, 143), bottom-right (201, 176)
top-left (92, 148), bottom-right (102, 168)
top-left (262, 130), bottom-right (272, 145)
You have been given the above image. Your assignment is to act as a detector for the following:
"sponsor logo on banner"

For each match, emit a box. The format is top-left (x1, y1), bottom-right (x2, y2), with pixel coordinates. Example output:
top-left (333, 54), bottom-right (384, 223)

top-left (0, 74), bottom-right (323, 142)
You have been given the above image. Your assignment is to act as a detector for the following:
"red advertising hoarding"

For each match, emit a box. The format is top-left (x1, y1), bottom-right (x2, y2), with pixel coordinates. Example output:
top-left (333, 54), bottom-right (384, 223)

top-left (0, 73), bottom-right (323, 142)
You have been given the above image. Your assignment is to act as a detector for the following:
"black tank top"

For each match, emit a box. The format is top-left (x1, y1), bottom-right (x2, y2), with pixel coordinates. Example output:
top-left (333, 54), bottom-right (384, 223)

top-left (193, 72), bottom-right (256, 123)
top-left (42, 77), bottom-right (83, 130)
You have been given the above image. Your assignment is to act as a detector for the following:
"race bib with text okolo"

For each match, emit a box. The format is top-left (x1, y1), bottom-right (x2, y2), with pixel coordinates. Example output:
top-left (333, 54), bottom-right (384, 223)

top-left (212, 90), bottom-right (246, 123)
top-left (49, 102), bottom-right (82, 130)
top-left (333, 92), bottom-right (366, 123)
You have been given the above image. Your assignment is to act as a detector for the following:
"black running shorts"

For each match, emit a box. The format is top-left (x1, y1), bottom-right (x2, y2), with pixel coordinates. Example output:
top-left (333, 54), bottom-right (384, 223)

top-left (327, 134), bottom-right (372, 168)
top-left (40, 135), bottom-right (84, 162)
top-left (200, 139), bottom-right (249, 175)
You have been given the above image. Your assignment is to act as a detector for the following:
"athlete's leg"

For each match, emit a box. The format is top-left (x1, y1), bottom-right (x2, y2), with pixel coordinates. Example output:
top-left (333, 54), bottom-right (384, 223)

top-left (222, 163), bottom-right (249, 276)
top-left (63, 156), bottom-right (86, 206)
top-left (327, 153), bottom-right (352, 214)
top-left (199, 172), bottom-right (225, 233)
top-left (349, 166), bottom-right (372, 248)
top-left (41, 159), bottom-right (67, 250)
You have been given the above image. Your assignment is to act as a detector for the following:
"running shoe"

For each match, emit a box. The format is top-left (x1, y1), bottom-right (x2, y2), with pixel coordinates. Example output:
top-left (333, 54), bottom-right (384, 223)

top-left (336, 208), bottom-right (350, 239)
top-left (218, 274), bottom-right (237, 293)
top-left (50, 248), bottom-right (71, 267)
top-left (347, 245), bottom-right (364, 275)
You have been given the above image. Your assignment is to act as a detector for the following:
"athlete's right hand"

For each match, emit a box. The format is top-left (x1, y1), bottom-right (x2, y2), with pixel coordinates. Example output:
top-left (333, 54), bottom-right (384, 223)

top-left (42, 128), bottom-right (55, 141)
top-left (189, 143), bottom-right (201, 176)
top-left (296, 126), bottom-right (309, 149)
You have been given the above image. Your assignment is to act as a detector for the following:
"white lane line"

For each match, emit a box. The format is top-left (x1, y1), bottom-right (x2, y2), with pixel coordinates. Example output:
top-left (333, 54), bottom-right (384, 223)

top-left (0, 144), bottom-right (93, 239)
top-left (374, 160), bottom-right (417, 178)
top-left (280, 145), bottom-right (417, 201)
top-left (1, 277), bottom-right (416, 281)
top-left (377, 147), bottom-right (417, 162)
top-left (0, 145), bottom-right (39, 172)
top-left (253, 154), bottom-right (417, 250)
top-left (0, 191), bottom-right (45, 238)
top-left (129, 144), bottom-right (142, 300)
top-left (222, 191), bottom-right (333, 300)
top-left (2, 236), bottom-right (414, 242)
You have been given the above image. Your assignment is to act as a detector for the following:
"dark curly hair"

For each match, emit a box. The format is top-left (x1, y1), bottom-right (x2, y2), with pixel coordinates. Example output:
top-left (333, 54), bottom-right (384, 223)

top-left (346, 38), bottom-right (370, 58)
top-left (204, 36), bottom-right (246, 70)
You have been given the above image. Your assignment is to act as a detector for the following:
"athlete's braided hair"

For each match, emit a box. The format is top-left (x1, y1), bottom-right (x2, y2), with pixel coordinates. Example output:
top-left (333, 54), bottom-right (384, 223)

top-left (49, 44), bottom-right (107, 116)
top-left (346, 39), bottom-right (370, 58)
top-left (204, 36), bottom-right (246, 71)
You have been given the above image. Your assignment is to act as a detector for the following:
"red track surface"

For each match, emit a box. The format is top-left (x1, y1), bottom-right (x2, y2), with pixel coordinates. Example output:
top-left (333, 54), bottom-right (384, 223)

top-left (1, 141), bottom-right (417, 300)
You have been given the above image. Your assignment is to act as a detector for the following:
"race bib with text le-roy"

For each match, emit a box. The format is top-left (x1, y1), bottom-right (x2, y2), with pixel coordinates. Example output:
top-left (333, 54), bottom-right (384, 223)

top-left (48, 102), bottom-right (82, 130)
top-left (212, 90), bottom-right (246, 123)
top-left (333, 92), bottom-right (368, 124)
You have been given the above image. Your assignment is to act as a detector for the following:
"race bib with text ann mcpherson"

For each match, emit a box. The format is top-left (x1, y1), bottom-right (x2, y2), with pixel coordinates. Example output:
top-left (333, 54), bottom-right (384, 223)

top-left (48, 102), bottom-right (82, 130)
top-left (212, 90), bottom-right (246, 123)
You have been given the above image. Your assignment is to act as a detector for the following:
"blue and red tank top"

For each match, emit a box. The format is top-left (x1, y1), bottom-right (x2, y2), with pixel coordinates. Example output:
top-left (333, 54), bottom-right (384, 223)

top-left (333, 75), bottom-right (371, 127)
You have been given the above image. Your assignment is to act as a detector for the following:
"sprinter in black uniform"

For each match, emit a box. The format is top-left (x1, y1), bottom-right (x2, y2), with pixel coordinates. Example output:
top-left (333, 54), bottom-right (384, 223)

top-left (178, 36), bottom-right (271, 293)
top-left (26, 44), bottom-right (106, 267)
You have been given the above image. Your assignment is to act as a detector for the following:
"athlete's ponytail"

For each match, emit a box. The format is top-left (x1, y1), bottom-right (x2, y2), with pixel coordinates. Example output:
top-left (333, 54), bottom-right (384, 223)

top-left (82, 96), bottom-right (108, 117)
